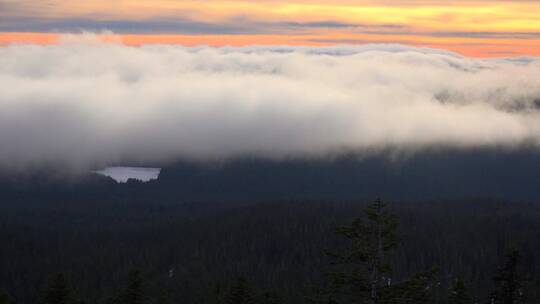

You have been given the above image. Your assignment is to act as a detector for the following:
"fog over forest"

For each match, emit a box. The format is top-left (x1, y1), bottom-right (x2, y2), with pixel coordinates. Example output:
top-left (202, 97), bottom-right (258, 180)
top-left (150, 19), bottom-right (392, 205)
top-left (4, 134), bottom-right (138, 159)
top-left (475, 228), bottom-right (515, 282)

top-left (2, 35), bottom-right (540, 173)
top-left (3, 0), bottom-right (540, 300)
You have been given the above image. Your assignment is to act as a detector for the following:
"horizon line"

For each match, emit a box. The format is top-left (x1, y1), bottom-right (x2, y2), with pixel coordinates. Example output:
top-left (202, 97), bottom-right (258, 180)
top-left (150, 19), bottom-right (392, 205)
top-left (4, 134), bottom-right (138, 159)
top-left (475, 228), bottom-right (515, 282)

top-left (2, 32), bottom-right (540, 58)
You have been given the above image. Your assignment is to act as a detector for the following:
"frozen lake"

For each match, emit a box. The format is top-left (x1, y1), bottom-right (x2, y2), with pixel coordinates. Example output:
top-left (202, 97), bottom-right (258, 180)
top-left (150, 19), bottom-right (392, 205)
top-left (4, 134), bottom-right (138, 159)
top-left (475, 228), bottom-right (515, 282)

top-left (94, 167), bottom-right (161, 183)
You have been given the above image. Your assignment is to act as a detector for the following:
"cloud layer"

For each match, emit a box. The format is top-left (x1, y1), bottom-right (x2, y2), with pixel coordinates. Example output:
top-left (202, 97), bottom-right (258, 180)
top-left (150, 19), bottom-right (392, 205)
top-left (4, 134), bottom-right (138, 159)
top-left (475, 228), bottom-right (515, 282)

top-left (1, 36), bottom-right (540, 171)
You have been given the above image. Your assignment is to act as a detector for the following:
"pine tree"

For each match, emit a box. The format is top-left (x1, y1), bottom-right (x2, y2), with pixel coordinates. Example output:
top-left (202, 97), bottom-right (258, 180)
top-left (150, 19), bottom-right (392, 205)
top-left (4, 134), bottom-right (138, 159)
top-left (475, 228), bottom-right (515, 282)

top-left (0, 291), bottom-right (12, 304)
top-left (155, 288), bottom-right (170, 304)
top-left (206, 282), bottom-right (225, 304)
top-left (118, 270), bottom-right (145, 304)
top-left (382, 268), bottom-right (438, 304)
top-left (260, 290), bottom-right (282, 304)
top-left (41, 273), bottom-right (75, 304)
top-left (324, 199), bottom-right (436, 304)
top-left (328, 199), bottom-right (397, 304)
top-left (225, 277), bottom-right (257, 304)
top-left (448, 279), bottom-right (472, 304)
top-left (489, 250), bottom-right (526, 304)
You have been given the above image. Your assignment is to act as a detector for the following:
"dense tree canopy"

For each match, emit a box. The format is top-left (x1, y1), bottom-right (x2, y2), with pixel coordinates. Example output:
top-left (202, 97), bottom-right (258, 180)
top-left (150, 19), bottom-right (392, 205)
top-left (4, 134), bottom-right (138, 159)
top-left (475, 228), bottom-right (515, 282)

top-left (0, 157), bottom-right (539, 303)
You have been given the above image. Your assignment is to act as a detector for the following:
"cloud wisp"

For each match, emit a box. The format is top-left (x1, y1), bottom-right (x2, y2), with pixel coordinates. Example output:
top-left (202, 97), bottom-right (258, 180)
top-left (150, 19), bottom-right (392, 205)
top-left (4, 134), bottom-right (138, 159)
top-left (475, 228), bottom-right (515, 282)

top-left (1, 36), bottom-right (540, 172)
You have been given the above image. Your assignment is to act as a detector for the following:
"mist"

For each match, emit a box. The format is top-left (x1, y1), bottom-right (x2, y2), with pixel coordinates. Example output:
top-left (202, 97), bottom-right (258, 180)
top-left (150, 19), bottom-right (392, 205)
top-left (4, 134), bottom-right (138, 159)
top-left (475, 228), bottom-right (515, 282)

top-left (1, 35), bottom-right (540, 172)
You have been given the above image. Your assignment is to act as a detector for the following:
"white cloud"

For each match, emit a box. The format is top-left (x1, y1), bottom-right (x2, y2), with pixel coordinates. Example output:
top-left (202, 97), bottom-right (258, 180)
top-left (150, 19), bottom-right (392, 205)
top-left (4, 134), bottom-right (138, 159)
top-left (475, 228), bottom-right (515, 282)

top-left (1, 36), bottom-right (540, 172)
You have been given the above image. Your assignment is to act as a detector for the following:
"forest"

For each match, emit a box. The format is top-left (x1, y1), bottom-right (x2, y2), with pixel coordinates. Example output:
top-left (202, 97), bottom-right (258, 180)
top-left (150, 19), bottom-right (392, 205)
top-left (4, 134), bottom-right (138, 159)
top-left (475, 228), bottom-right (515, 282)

top-left (1, 153), bottom-right (540, 303)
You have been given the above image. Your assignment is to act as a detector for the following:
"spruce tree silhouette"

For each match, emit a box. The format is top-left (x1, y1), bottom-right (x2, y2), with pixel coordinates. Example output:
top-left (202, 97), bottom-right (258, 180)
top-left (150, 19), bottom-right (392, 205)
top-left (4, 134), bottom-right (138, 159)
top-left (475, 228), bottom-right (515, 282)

top-left (448, 279), bottom-right (472, 304)
top-left (225, 277), bottom-right (256, 304)
top-left (489, 250), bottom-right (527, 304)
top-left (41, 273), bottom-right (75, 304)
top-left (260, 290), bottom-right (283, 304)
top-left (119, 270), bottom-right (145, 304)
top-left (0, 291), bottom-right (12, 304)
top-left (323, 199), bottom-right (437, 304)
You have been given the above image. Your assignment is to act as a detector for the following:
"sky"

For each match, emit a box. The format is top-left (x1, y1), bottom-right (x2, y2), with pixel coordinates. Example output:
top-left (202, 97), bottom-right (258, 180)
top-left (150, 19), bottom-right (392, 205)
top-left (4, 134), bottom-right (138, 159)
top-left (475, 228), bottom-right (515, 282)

top-left (1, 0), bottom-right (540, 57)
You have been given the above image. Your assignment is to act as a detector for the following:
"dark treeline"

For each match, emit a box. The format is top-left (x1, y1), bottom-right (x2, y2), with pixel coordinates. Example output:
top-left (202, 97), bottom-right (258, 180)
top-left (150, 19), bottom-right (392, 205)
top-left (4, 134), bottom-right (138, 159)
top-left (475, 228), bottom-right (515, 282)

top-left (1, 195), bottom-right (539, 303)
top-left (1, 153), bottom-right (540, 303)
top-left (5, 148), bottom-right (540, 202)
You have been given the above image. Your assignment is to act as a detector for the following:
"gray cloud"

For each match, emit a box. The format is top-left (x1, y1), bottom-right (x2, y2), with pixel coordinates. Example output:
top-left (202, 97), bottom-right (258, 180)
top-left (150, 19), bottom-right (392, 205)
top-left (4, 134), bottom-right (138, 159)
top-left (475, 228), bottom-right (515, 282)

top-left (277, 21), bottom-right (403, 30)
top-left (0, 15), bottom-right (405, 35)
top-left (1, 35), bottom-right (540, 172)
top-left (0, 0), bottom-right (54, 16)
top-left (351, 29), bottom-right (540, 40)
top-left (0, 17), bottom-right (258, 34)
top-left (6, 14), bottom-right (538, 40)
top-left (425, 31), bottom-right (540, 40)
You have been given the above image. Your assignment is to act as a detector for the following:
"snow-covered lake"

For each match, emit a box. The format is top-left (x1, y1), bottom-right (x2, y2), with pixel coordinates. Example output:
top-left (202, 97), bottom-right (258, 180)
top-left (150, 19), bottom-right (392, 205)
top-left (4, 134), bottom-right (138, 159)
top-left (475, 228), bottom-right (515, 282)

top-left (94, 167), bottom-right (161, 183)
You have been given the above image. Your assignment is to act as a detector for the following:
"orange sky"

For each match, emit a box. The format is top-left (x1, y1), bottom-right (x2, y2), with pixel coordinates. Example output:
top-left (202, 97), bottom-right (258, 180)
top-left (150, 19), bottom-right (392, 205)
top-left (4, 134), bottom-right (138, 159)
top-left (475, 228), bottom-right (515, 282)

top-left (1, 0), bottom-right (540, 57)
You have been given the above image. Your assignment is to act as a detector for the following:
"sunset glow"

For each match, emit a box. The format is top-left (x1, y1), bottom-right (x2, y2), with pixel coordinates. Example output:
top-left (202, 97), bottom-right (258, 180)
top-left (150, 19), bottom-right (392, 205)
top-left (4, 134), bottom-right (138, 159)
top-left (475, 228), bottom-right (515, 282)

top-left (1, 1), bottom-right (540, 56)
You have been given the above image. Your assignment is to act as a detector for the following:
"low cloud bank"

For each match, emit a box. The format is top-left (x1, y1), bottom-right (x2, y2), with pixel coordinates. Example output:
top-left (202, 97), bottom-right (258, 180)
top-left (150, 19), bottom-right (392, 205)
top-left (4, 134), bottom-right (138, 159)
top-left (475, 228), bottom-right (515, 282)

top-left (1, 36), bottom-right (540, 172)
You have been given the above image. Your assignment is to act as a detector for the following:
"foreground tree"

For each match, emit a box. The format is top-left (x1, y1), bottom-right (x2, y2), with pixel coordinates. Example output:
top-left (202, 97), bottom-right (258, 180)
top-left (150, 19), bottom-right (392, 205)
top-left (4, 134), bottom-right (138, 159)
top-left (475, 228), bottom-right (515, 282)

top-left (260, 290), bottom-right (283, 304)
top-left (489, 250), bottom-right (527, 304)
top-left (225, 277), bottom-right (257, 304)
top-left (155, 287), bottom-right (171, 304)
top-left (114, 270), bottom-right (146, 304)
top-left (0, 291), bottom-right (12, 304)
top-left (41, 273), bottom-right (77, 304)
top-left (448, 279), bottom-right (472, 304)
top-left (321, 199), bottom-right (437, 304)
top-left (381, 268), bottom-right (438, 304)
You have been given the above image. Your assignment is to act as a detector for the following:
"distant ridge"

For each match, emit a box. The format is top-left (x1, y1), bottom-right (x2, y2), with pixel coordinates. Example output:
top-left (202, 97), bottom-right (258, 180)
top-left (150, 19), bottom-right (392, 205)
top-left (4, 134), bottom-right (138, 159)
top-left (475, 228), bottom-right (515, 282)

top-left (2, 148), bottom-right (540, 201)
